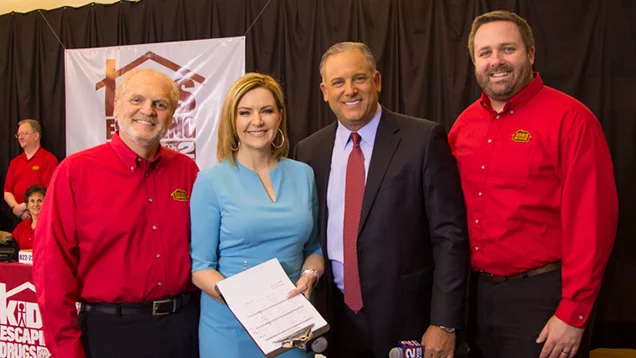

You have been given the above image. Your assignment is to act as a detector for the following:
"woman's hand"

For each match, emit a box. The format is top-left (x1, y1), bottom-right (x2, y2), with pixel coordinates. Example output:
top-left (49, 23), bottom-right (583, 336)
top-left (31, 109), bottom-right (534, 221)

top-left (287, 270), bottom-right (319, 299)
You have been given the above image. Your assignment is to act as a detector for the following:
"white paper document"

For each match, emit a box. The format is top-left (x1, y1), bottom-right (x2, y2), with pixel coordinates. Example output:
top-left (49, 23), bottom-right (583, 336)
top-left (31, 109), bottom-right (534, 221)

top-left (215, 258), bottom-right (329, 357)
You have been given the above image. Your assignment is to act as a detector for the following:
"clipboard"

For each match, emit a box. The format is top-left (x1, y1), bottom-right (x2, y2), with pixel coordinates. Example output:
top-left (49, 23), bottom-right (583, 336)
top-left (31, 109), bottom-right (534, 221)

top-left (215, 258), bottom-right (329, 357)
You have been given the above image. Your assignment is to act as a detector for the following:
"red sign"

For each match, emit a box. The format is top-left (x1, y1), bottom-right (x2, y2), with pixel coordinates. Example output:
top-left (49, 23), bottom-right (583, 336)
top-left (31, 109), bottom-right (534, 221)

top-left (0, 263), bottom-right (50, 358)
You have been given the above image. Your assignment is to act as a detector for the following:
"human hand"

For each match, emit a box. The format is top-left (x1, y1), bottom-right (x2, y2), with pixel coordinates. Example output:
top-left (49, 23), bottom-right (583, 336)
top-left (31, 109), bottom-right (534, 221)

top-left (287, 271), bottom-right (318, 299)
top-left (537, 315), bottom-right (584, 358)
top-left (421, 325), bottom-right (455, 358)
top-left (12, 203), bottom-right (27, 218)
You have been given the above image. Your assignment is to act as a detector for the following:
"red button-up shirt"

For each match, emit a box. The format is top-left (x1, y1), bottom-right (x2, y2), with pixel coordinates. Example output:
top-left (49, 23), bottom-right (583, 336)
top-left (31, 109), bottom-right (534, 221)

top-left (449, 73), bottom-right (618, 328)
top-left (4, 146), bottom-right (58, 203)
top-left (11, 217), bottom-right (34, 250)
top-left (33, 133), bottom-right (199, 358)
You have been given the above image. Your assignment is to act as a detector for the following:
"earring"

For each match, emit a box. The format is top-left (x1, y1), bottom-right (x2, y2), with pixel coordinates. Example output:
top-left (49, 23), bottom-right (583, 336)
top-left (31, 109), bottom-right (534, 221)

top-left (231, 141), bottom-right (240, 151)
top-left (272, 128), bottom-right (285, 149)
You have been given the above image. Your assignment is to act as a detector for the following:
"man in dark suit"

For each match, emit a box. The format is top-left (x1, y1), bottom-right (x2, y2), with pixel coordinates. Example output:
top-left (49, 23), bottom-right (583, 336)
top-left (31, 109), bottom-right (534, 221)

top-left (294, 42), bottom-right (469, 358)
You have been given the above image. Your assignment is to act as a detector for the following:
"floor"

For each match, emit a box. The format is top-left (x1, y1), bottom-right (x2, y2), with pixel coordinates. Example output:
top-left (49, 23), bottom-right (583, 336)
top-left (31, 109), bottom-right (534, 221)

top-left (591, 349), bottom-right (636, 358)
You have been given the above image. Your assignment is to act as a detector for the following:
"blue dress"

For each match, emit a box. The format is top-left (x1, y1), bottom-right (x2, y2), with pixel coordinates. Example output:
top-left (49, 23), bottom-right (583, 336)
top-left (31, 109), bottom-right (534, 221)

top-left (190, 158), bottom-right (321, 358)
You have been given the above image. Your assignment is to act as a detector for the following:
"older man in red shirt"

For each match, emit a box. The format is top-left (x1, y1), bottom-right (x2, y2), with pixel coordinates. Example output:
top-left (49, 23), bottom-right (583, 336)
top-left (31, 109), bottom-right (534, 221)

top-left (4, 119), bottom-right (58, 222)
top-left (33, 68), bottom-right (200, 358)
top-left (449, 10), bottom-right (618, 358)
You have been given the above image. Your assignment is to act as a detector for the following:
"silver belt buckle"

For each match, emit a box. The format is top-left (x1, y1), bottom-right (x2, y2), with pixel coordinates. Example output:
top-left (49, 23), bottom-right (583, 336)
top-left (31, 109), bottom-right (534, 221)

top-left (152, 299), bottom-right (175, 316)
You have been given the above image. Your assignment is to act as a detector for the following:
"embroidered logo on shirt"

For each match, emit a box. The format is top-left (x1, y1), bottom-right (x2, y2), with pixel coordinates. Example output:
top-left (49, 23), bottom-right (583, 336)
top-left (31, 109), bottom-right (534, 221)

top-left (171, 189), bottom-right (188, 201)
top-left (32, 165), bottom-right (40, 171)
top-left (512, 130), bottom-right (532, 143)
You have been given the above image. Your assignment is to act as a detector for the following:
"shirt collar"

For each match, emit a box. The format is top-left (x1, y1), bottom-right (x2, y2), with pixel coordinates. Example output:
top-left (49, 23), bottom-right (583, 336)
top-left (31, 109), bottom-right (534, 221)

top-left (21, 146), bottom-right (43, 160)
top-left (480, 72), bottom-right (544, 115)
top-left (110, 132), bottom-right (164, 171)
top-left (335, 104), bottom-right (382, 149)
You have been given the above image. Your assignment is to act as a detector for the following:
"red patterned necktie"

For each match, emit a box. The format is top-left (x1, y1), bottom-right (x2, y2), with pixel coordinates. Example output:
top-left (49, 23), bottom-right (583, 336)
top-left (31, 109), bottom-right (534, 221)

top-left (343, 132), bottom-right (365, 313)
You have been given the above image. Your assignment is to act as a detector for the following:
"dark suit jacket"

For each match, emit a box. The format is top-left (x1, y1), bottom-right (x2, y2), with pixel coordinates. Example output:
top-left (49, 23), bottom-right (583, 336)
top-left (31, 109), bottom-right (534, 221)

top-left (295, 106), bottom-right (469, 356)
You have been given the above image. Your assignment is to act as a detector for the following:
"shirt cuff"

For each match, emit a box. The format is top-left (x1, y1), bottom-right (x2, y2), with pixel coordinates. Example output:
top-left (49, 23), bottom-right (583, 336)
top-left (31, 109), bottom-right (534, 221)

top-left (555, 298), bottom-right (593, 328)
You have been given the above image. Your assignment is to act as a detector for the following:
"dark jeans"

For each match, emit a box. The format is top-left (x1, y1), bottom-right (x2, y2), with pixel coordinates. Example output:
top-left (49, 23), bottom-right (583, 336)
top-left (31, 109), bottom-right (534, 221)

top-left (469, 270), bottom-right (593, 358)
top-left (78, 293), bottom-right (200, 358)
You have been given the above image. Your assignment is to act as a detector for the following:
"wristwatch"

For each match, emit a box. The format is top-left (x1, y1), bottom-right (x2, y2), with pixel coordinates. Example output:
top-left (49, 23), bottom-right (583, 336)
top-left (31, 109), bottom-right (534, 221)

top-left (438, 326), bottom-right (456, 333)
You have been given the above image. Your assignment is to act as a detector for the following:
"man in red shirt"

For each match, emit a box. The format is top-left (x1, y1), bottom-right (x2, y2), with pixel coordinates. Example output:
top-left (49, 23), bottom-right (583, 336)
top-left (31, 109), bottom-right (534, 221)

top-left (4, 119), bottom-right (58, 223)
top-left (33, 68), bottom-right (200, 358)
top-left (449, 10), bottom-right (618, 358)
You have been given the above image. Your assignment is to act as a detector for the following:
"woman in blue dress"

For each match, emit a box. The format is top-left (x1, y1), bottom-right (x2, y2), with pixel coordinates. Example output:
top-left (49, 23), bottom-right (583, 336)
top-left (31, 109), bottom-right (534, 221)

top-left (190, 73), bottom-right (324, 357)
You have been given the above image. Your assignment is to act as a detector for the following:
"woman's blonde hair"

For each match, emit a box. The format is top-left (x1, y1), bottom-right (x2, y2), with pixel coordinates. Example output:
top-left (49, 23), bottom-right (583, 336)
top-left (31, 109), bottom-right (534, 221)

top-left (217, 73), bottom-right (289, 166)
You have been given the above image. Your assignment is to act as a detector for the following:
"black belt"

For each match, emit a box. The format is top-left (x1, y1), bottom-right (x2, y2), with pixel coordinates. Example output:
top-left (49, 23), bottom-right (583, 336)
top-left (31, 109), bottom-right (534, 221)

top-left (80, 292), bottom-right (191, 317)
top-left (480, 262), bottom-right (562, 284)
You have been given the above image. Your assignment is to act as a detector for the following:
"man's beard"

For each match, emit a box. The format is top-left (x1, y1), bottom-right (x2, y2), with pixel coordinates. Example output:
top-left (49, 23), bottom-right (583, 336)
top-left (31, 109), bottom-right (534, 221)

top-left (476, 62), bottom-right (533, 102)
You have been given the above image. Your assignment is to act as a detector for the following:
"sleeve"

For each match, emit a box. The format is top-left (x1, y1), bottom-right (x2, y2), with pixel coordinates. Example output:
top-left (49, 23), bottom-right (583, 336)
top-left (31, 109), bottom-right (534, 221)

top-left (32, 161), bottom-right (86, 358)
top-left (190, 170), bottom-right (222, 273)
top-left (41, 152), bottom-right (59, 188)
top-left (447, 120), bottom-right (458, 152)
top-left (422, 124), bottom-right (470, 328)
top-left (303, 168), bottom-right (322, 257)
top-left (11, 221), bottom-right (23, 242)
top-left (4, 158), bottom-right (16, 193)
top-left (555, 109), bottom-right (618, 328)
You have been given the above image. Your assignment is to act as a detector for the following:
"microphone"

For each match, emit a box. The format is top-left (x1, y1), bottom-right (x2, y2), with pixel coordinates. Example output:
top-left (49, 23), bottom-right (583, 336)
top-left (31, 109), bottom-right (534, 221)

top-left (389, 341), bottom-right (423, 358)
top-left (307, 336), bottom-right (328, 353)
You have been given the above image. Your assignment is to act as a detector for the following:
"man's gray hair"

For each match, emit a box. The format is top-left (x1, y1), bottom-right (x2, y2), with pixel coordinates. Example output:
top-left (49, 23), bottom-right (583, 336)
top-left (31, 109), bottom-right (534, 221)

top-left (319, 42), bottom-right (377, 80)
top-left (115, 68), bottom-right (180, 110)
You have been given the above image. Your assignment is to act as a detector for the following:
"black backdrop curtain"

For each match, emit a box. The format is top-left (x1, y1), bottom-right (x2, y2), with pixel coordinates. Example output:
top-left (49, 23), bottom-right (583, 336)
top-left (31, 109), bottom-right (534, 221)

top-left (1, 0), bottom-right (634, 348)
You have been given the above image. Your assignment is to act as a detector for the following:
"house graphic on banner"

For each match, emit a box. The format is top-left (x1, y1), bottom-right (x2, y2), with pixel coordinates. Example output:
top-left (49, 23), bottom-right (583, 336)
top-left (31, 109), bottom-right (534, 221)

top-left (65, 36), bottom-right (245, 169)
top-left (94, 51), bottom-right (207, 159)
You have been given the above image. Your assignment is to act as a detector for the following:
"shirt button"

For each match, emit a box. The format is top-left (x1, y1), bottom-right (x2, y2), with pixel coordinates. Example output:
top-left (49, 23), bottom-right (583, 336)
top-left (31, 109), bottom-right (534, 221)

top-left (148, 198), bottom-right (153, 203)
top-left (495, 115), bottom-right (500, 119)
top-left (481, 165), bottom-right (486, 170)
top-left (152, 225), bottom-right (157, 230)
top-left (487, 139), bottom-right (492, 143)
top-left (475, 247), bottom-right (479, 251)
top-left (136, 158), bottom-right (141, 162)
top-left (510, 110), bottom-right (514, 114)
top-left (475, 219), bottom-right (479, 224)
top-left (578, 315), bottom-right (583, 320)
top-left (158, 282), bottom-right (162, 286)
top-left (130, 166), bottom-right (134, 171)
top-left (145, 172), bottom-right (149, 177)
top-left (478, 192), bottom-right (482, 196)
top-left (156, 253), bottom-right (161, 258)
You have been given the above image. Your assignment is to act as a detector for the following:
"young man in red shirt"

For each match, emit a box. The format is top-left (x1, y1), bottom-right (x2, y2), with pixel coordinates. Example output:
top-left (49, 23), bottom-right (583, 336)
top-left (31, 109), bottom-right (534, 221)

top-left (449, 10), bottom-right (618, 358)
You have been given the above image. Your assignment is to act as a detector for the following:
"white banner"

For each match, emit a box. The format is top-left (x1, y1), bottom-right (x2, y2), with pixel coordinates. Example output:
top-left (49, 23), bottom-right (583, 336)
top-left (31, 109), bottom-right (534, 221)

top-left (65, 37), bottom-right (245, 170)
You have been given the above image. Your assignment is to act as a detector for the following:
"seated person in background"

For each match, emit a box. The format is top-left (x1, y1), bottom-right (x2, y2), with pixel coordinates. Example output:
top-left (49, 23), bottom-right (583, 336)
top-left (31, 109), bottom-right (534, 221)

top-left (12, 184), bottom-right (46, 250)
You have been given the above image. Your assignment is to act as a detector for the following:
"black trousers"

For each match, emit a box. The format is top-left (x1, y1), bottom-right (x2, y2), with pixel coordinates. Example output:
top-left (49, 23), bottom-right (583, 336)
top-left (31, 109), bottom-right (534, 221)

top-left (78, 294), bottom-right (200, 358)
top-left (469, 270), bottom-right (594, 358)
top-left (328, 285), bottom-right (376, 358)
